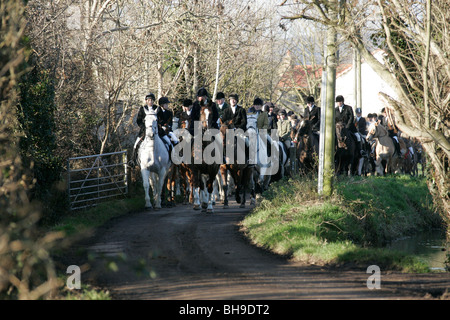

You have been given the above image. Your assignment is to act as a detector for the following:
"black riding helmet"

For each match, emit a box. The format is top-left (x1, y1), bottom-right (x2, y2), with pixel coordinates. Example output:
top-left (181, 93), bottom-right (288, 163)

top-left (145, 93), bottom-right (156, 100)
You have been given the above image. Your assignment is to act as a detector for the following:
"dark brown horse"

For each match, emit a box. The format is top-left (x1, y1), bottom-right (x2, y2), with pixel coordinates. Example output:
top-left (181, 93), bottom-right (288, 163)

top-left (218, 123), bottom-right (255, 209)
top-left (335, 122), bottom-right (358, 175)
top-left (293, 117), bottom-right (320, 175)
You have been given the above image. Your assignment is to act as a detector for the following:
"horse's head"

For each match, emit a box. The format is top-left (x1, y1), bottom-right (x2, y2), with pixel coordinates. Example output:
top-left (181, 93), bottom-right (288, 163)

top-left (144, 113), bottom-right (158, 139)
top-left (297, 116), bottom-right (312, 137)
top-left (335, 121), bottom-right (348, 149)
top-left (220, 122), bottom-right (228, 140)
top-left (366, 120), bottom-right (384, 141)
top-left (199, 105), bottom-right (213, 130)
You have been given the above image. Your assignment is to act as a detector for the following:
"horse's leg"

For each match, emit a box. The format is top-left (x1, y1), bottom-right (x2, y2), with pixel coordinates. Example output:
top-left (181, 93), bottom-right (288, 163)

top-left (244, 166), bottom-right (254, 206)
top-left (164, 168), bottom-right (173, 206)
top-left (206, 174), bottom-right (216, 213)
top-left (239, 168), bottom-right (247, 208)
top-left (220, 165), bottom-right (229, 208)
top-left (175, 166), bottom-right (181, 197)
top-left (358, 157), bottom-right (364, 176)
top-left (181, 169), bottom-right (189, 204)
top-left (200, 174), bottom-right (208, 211)
top-left (158, 168), bottom-right (170, 209)
top-left (212, 178), bottom-right (219, 205)
top-left (189, 173), bottom-right (194, 204)
top-left (168, 166), bottom-right (176, 205)
top-left (151, 172), bottom-right (162, 209)
top-left (141, 169), bottom-right (153, 210)
top-left (192, 171), bottom-right (200, 210)
top-left (375, 155), bottom-right (384, 176)
top-left (247, 167), bottom-right (256, 205)
top-left (262, 173), bottom-right (270, 191)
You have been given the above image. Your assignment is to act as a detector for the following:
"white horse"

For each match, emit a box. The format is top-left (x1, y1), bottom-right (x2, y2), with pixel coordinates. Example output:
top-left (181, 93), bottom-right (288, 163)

top-left (139, 111), bottom-right (171, 210)
top-left (246, 126), bottom-right (279, 192)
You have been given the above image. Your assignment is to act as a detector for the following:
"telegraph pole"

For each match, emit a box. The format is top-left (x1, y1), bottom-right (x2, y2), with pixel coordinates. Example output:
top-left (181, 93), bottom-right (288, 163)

top-left (318, 46), bottom-right (327, 195)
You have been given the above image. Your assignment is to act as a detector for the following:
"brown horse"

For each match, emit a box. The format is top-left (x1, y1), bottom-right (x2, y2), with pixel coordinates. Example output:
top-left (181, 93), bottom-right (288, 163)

top-left (165, 116), bottom-right (192, 205)
top-left (187, 105), bottom-right (221, 212)
top-left (366, 121), bottom-right (399, 175)
top-left (218, 123), bottom-right (255, 209)
top-left (335, 122), bottom-right (358, 175)
top-left (293, 117), bottom-right (320, 175)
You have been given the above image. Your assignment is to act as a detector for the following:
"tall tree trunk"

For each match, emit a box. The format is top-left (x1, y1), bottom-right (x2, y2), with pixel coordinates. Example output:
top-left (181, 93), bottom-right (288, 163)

top-left (157, 58), bottom-right (163, 99)
top-left (322, 1), bottom-right (338, 197)
top-left (192, 44), bottom-right (199, 95)
top-left (213, 22), bottom-right (221, 100)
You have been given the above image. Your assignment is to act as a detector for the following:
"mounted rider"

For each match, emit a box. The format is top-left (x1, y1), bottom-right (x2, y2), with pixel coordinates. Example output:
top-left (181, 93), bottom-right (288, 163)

top-left (157, 96), bottom-right (179, 161)
top-left (192, 87), bottom-right (220, 133)
top-left (215, 91), bottom-right (229, 126)
top-left (247, 97), bottom-right (268, 131)
top-left (354, 107), bottom-right (367, 155)
top-left (221, 93), bottom-right (247, 131)
top-left (129, 93), bottom-right (158, 168)
top-left (221, 93), bottom-right (248, 163)
top-left (277, 109), bottom-right (292, 159)
top-left (178, 98), bottom-right (193, 130)
top-left (380, 107), bottom-right (402, 157)
top-left (334, 95), bottom-right (361, 155)
top-left (303, 95), bottom-right (321, 134)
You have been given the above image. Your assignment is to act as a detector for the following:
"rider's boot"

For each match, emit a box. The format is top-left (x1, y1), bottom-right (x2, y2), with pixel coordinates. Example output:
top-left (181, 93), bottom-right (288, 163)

top-left (128, 139), bottom-right (141, 168)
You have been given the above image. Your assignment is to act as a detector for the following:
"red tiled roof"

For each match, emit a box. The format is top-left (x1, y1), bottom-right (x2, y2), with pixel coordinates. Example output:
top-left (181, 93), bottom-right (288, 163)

top-left (278, 63), bottom-right (353, 89)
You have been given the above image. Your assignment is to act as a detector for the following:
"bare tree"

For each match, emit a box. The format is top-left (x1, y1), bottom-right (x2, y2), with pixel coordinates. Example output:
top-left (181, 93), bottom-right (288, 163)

top-left (280, 0), bottom-right (449, 220)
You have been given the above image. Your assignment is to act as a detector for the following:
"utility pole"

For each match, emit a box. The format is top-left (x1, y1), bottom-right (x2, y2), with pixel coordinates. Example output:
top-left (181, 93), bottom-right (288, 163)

top-left (318, 46), bottom-right (327, 195)
top-left (353, 45), bottom-right (362, 112)
top-left (354, 47), bottom-right (357, 107)
top-left (357, 48), bottom-right (362, 111)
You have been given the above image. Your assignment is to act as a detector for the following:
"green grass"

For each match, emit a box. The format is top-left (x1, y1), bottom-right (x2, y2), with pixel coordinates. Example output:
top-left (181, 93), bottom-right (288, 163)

top-left (241, 175), bottom-right (446, 272)
top-left (50, 196), bottom-right (144, 237)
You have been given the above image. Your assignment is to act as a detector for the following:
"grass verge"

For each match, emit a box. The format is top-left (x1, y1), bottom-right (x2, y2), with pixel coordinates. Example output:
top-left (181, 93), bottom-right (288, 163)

top-left (50, 196), bottom-right (144, 237)
top-left (240, 175), bottom-right (447, 273)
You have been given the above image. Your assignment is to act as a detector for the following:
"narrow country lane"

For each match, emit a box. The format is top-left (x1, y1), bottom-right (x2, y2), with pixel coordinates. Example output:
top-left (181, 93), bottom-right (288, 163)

top-left (78, 203), bottom-right (450, 300)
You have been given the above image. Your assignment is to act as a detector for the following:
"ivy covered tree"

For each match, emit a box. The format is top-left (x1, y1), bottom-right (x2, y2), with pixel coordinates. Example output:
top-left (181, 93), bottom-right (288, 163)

top-left (16, 59), bottom-right (66, 223)
top-left (0, 0), bottom-right (62, 299)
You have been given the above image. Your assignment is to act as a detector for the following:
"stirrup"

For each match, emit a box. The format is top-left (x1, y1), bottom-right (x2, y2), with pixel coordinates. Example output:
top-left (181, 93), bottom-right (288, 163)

top-left (127, 160), bottom-right (136, 168)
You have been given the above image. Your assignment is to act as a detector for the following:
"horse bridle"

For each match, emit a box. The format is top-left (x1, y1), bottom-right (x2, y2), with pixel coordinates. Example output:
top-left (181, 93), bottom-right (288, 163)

top-left (336, 122), bottom-right (348, 149)
top-left (145, 116), bottom-right (157, 140)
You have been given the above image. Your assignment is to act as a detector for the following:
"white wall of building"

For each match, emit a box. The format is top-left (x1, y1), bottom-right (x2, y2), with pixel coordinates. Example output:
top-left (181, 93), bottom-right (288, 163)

top-left (335, 50), bottom-right (397, 117)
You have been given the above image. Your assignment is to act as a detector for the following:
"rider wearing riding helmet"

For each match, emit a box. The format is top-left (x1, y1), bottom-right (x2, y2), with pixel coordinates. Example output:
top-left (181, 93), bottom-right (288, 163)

top-left (191, 87), bottom-right (220, 133)
top-left (157, 96), bottom-right (179, 159)
top-left (129, 93), bottom-right (157, 168)
top-left (335, 95), bottom-right (361, 155)
top-left (303, 96), bottom-right (321, 133)
top-left (381, 107), bottom-right (402, 157)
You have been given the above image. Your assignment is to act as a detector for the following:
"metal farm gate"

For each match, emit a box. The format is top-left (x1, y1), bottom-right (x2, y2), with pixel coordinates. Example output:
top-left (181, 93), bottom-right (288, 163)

top-left (67, 151), bottom-right (128, 210)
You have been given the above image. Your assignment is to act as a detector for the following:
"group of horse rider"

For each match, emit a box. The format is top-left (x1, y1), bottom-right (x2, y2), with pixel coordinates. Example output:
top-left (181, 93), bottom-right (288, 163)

top-left (128, 88), bottom-right (407, 169)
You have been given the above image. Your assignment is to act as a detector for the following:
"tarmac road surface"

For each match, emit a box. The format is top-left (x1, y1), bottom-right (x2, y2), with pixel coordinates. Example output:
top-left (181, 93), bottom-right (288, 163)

top-left (77, 202), bottom-right (450, 300)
